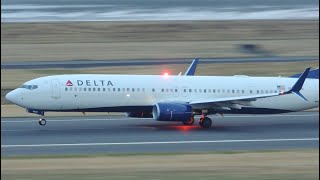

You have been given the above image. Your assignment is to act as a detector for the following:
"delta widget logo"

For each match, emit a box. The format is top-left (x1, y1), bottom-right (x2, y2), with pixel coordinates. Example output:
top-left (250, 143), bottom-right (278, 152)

top-left (66, 80), bottom-right (73, 86)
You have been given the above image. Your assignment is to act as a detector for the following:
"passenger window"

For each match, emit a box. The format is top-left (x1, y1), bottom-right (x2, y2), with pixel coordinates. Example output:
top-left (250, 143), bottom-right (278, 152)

top-left (118, 88), bottom-right (121, 92)
top-left (69, 87), bottom-right (73, 91)
top-left (152, 88), bottom-right (155, 92)
top-left (199, 89), bottom-right (202, 93)
top-left (97, 88), bottom-right (100, 91)
top-left (242, 90), bottom-right (245, 94)
top-left (208, 89), bottom-right (211, 93)
top-left (217, 89), bottom-right (220, 93)
top-left (93, 88), bottom-right (95, 91)
top-left (74, 87), bottom-right (77, 91)
top-left (65, 87), bottom-right (68, 91)
top-left (170, 89), bottom-right (173, 92)
top-left (162, 89), bottom-right (164, 92)
top-left (184, 89), bottom-right (186, 93)
top-left (84, 88), bottom-right (87, 91)
top-left (189, 89), bottom-right (192, 93)
top-left (204, 89), bottom-right (206, 93)
top-left (137, 88), bottom-right (140, 92)
top-left (79, 87), bottom-right (82, 91)
top-left (257, 90), bottom-right (259, 94)
top-left (237, 90), bottom-right (240, 93)
top-left (103, 88), bottom-right (105, 91)
top-left (132, 88), bottom-right (135, 92)
top-left (175, 89), bottom-right (178, 92)
top-left (88, 88), bottom-right (91, 91)
top-left (232, 90), bottom-right (235, 93)
top-left (194, 89), bottom-right (197, 93)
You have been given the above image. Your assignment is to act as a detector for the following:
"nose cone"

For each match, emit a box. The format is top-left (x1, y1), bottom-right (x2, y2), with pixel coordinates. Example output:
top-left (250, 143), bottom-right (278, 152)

top-left (5, 90), bottom-right (18, 104)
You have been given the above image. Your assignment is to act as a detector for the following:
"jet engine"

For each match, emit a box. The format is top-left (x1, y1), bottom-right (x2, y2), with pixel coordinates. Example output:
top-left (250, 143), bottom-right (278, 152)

top-left (152, 102), bottom-right (193, 121)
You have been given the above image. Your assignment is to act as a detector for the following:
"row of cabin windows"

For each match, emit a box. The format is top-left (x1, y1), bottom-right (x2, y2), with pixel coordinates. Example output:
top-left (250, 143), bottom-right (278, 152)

top-left (65, 87), bottom-right (279, 94)
top-left (65, 87), bottom-right (146, 92)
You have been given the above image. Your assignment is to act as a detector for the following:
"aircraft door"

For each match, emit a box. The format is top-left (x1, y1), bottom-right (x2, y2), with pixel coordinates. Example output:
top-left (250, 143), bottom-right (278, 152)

top-left (51, 79), bottom-right (61, 99)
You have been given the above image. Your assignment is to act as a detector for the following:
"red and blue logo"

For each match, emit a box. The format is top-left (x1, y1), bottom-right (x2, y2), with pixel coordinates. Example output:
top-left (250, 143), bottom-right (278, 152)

top-left (66, 80), bottom-right (73, 86)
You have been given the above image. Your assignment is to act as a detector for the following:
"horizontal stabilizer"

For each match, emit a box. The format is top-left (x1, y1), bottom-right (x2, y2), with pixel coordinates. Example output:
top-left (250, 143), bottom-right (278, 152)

top-left (285, 67), bottom-right (310, 101)
top-left (290, 67), bottom-right (318, 79)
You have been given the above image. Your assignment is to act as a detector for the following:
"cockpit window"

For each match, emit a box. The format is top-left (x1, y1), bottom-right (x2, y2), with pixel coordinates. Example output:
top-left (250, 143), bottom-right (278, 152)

top-left (20, 84), bottom-right (38, 90)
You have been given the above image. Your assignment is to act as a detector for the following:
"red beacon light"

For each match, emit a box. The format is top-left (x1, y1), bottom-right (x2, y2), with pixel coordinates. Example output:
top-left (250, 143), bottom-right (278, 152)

top-left (163, 72), bottom-right (169, 79)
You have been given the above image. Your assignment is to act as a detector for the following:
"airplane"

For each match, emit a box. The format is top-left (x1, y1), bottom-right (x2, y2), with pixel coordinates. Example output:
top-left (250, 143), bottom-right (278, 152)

top-left (5, 59), bottom-right (319, 128)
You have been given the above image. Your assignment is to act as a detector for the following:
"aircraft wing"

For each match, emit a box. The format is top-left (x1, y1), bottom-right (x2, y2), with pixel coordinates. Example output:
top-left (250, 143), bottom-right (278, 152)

top-left (189, 67), bottom-right (311, 110)
top-left (189, 92), bottom-right (282, 110)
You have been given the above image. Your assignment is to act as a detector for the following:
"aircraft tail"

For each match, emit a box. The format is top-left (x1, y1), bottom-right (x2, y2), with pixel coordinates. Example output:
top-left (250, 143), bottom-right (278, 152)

top-left (290, 67), bottom-right (319, 79)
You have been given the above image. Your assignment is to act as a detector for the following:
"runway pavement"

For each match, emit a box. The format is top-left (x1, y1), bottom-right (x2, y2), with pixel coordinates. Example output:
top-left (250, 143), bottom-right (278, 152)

top-left (1, 112), bottom-right (319, 156)
top-left (1, 56), bottom-right (318, 69)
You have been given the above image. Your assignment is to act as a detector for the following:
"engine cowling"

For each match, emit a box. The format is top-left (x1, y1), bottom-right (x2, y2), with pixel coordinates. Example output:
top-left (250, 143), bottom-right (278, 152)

top-left (152, 102), bottom-right (193, 121)
top-left (125, 112), bottom-right (153, 118)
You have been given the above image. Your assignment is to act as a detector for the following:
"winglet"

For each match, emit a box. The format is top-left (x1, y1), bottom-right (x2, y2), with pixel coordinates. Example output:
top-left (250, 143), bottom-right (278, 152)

top-left (184, 58), bottom-right (199, 76)
top-left (285, 67), bottom-right (310, 101)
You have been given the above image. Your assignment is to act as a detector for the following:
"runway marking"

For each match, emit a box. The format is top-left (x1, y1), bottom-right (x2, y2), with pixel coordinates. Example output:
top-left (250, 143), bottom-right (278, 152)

top-left (1, 113), bottom-right (319, 123)
top-left (2, 138), bottom-right (318, 148)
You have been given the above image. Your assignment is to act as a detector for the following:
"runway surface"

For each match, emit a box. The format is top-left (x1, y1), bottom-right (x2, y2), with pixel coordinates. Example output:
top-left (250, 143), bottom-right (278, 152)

top-left (1, 56), bottom-right (318, 69)
top-left (1, 112), bottom-right (319, 156)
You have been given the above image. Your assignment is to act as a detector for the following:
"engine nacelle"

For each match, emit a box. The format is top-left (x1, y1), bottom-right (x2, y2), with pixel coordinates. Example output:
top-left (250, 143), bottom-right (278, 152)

top-left (125, 112), bottom-right (153, 118)
top-left (152, 102), bottom-right (193, 121)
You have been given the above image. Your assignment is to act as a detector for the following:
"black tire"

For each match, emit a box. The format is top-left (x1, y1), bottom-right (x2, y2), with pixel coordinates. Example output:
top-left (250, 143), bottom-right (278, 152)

top-left (199, 117), bottom-right (212, 128)
top-left (39, 119), bottom-right (46, 126)
top-left (182, 117), bottom-right (195, 126)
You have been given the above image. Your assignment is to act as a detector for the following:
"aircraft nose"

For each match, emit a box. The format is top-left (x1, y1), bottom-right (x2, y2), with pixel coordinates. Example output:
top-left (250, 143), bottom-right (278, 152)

top-left (5, 90), bottom-right (19, 104)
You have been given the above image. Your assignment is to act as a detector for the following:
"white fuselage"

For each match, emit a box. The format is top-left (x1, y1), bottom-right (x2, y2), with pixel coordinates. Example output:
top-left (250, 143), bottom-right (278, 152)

top-left (6, 74), bottom-right (319, 114)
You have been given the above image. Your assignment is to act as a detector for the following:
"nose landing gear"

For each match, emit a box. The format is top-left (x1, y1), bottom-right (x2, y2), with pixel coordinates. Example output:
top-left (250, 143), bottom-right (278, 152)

top-left (27, 109), bottom-right (47, 126)
top-left (39, 118), bottom-right (46, 126)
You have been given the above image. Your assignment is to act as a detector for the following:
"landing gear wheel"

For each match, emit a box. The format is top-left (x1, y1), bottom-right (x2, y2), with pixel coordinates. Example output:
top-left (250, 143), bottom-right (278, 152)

top-left (182, 117), bottom-right (195, 126)
top-left (199, 117), bottom-right (212, 128)
top-left (39, 118), bottom-right (46, 126)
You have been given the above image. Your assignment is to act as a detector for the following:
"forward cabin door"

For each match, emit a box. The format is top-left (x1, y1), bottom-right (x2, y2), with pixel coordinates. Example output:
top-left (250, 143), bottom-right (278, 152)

top-left (51, 79), bottom-right (61, 99)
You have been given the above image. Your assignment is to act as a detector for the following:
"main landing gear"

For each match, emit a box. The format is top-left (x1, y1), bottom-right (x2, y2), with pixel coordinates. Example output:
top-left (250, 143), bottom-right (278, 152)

top-left (199, 114), bottom-right (212, 128)
top-left (182, 114), bottom-right (212, 128)
top-left (182, 116), bottom-right (195, 126)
